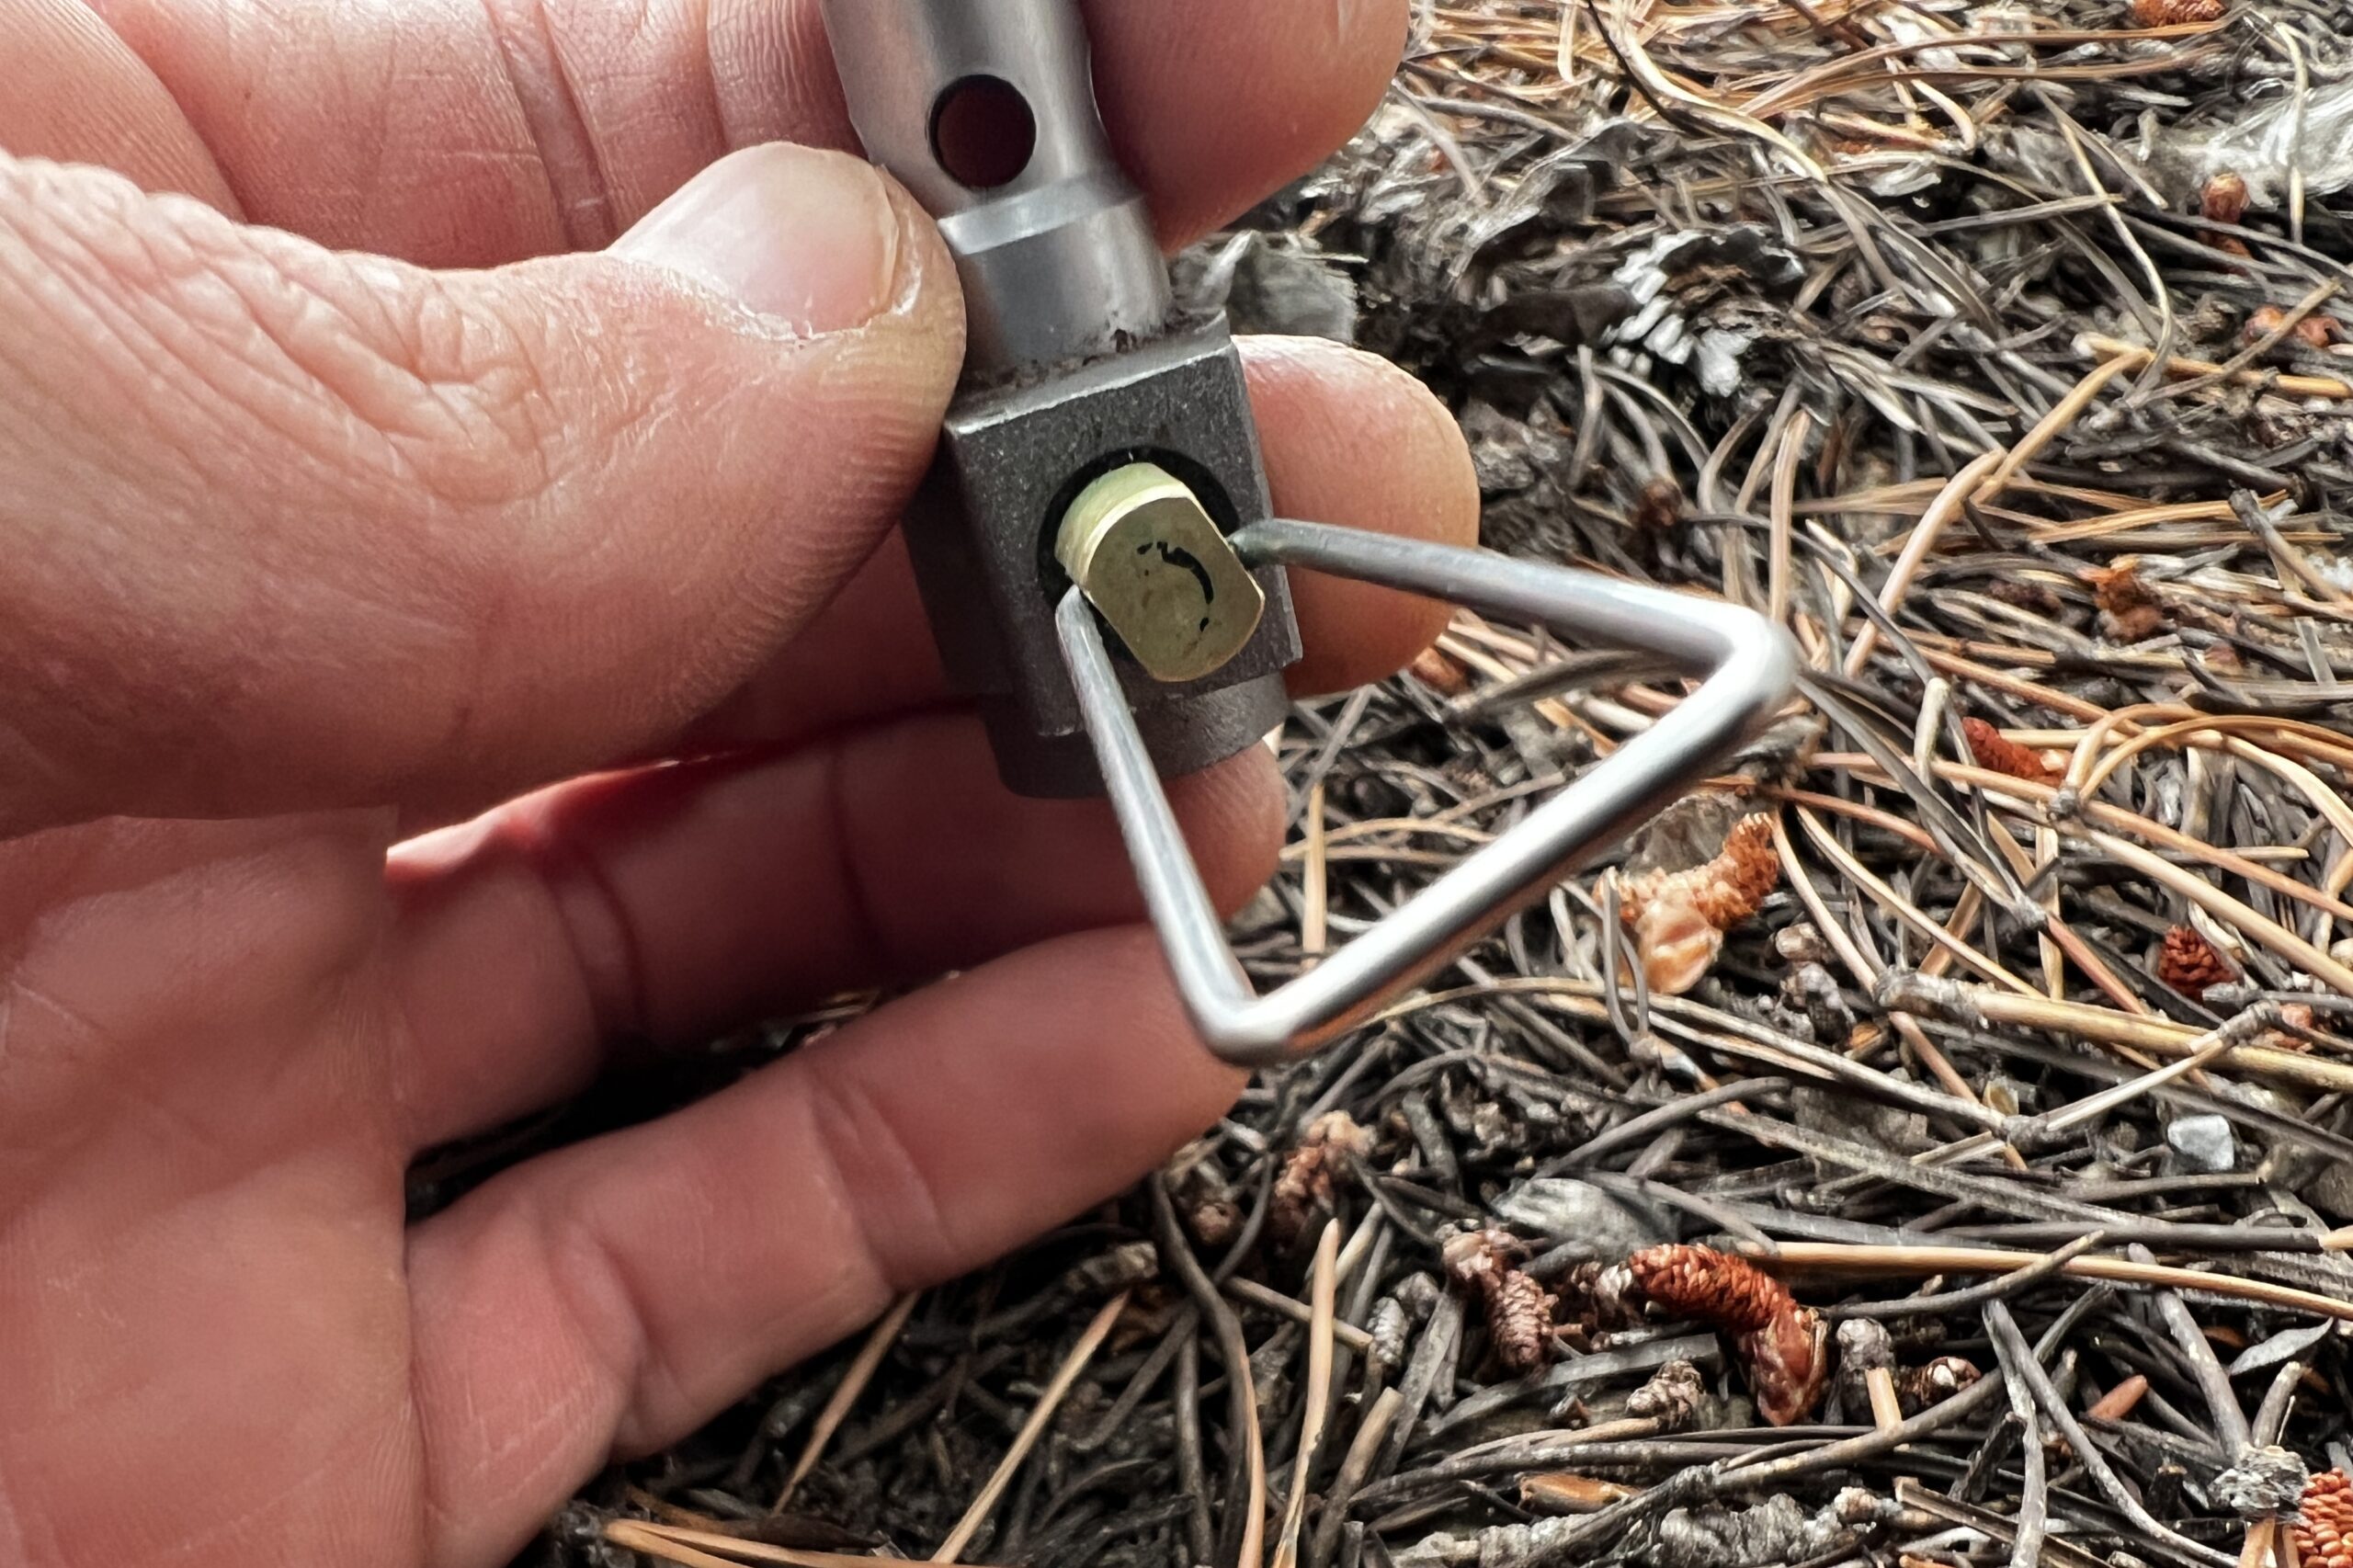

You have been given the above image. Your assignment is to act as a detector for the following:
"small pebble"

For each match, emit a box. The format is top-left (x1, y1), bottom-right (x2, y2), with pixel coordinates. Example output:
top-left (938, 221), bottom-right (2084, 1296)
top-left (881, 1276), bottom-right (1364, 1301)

top-left (2166, 1114), bottom-right (2237, 1174)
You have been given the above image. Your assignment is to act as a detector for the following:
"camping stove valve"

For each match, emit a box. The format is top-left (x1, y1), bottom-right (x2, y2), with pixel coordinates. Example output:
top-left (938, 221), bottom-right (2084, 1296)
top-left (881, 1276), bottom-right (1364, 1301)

top-left (820, 0), bottom-right (1800, 1064)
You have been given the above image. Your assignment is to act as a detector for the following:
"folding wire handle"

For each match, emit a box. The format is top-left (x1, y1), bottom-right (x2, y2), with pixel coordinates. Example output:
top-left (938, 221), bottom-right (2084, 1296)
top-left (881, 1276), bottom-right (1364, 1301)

top-left (1058, 519), bottom-right (1801, 1066)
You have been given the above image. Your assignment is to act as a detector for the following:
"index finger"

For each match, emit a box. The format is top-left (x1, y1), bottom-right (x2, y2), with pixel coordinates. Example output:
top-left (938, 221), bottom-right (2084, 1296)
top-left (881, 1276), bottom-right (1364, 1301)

top-left (84, 0), bottom-right (1406, 266)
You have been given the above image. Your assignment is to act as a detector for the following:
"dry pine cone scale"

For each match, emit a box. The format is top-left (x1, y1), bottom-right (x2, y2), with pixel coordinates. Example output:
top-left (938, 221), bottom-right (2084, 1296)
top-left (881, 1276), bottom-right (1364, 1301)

top-left (1616, 814), bottom-right (1782, 997)
top-left (2158, 925), bottom-right (2234, 1002)
top-left (2299, 1470), bottom-right (2351, 1568)
top-left (1961, 717), bottom-right (2061, 784)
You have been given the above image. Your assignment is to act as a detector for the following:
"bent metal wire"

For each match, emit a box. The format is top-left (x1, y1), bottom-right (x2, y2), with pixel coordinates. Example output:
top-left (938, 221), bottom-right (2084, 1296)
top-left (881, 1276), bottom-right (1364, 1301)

top-left (819, 0), bottom-right (1800, 1065)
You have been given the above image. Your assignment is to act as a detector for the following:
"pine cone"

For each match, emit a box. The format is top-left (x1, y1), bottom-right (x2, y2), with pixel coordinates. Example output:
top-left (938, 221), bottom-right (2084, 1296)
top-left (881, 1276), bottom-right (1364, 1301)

top-left (1487, 1267), bottom-right (1557, 1374)
top-left (1895, 1357), bottom-right (1982, 1414)
top-left (1961, 718), bottom-right (2059, 784)
top-left (1627, 1245), bottom-right (1825, 1426)
top-left (1739, 1309), bottom-right (1830, 1428)
top-left (2201, 172), bottom-right (2250, 225)
top-left (2158, 925), bottom-right (2234, 1002)
top-left (2086, 564), bottom-right (2167, 643)
top-left (1620, 815), bottom-right (1780, 932)
top-left (1626, 1360), bottom-right (1708, 1428)
top-left (1443, 1229), bottom-right (1559, 1374)
top-left (2297, 1470), bottom-right (2353, 1568)
top-left (2129, 0), bottom-right (2223, 23)
top-left (1555, 1259), bottom-right (1641, 1340)
top-left (1630, 1244), bottom-right (1791, 1333)
top-left (1269, 1110), bottom-right (1371, 1244)
top-left (2246, 304), bottom-right (2344, 348)
top-left (1618, 816), bottom-right (1781, 996)
top-left (1631, 902), bottom-right (1728, 999)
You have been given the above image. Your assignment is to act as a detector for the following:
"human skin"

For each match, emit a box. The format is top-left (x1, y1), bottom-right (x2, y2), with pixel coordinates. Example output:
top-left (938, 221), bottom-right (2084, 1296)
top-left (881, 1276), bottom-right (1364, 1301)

top-left (0, 3), bottom-right (1479, 1565)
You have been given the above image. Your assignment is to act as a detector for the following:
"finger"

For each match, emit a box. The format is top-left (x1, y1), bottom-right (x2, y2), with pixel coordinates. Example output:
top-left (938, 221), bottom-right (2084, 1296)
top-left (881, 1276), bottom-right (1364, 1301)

top-left (385, 337), bottom-right (1475, 1144)
top-left (0, 142), bottom-right (960, 835)
top-left (1242, 336), bottom-right (1483, 694)
top-left (86, 0), bottom-right (1404, 265)
top-left (405, 925), bottom-right (1242, 1568)
top-left (0, 0), bottom-right (237, 207)
top-left (387, 709), bottom-right (1279, 1150)
top-left (687, 336), bottom-right (1482, 756)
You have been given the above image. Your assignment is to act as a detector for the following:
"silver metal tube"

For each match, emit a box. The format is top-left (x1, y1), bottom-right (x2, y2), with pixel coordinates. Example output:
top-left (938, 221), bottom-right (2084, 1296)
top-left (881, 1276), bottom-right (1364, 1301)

top-left (819, 0), bottom-right (1174, 376)
top-left (1058, 521), bottom-right (1801, 1065)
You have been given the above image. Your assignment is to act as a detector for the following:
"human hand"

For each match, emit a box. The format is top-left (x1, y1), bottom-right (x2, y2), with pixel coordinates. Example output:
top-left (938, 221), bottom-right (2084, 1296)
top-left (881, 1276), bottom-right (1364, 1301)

top-left (0, 3), bottom-right (1476, 1564)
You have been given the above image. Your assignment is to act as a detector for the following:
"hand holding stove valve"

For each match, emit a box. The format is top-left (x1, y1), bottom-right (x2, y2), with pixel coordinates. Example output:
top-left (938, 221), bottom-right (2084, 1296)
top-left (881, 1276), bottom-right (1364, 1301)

top-left (0, 0), bottom-right (1791, 1562)
top-left (823, 0), bottom-right (1798, 1064)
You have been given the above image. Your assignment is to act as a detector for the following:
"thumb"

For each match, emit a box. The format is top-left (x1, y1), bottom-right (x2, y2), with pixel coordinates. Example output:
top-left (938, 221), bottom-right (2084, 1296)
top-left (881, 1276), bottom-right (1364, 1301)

top-left (0, 142), bottom-right (961, 835)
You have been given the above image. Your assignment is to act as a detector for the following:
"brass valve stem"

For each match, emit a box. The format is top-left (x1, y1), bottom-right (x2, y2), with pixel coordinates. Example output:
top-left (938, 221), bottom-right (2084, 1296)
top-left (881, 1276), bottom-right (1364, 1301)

top-left (1054, 464), bottom-right (1267, 686)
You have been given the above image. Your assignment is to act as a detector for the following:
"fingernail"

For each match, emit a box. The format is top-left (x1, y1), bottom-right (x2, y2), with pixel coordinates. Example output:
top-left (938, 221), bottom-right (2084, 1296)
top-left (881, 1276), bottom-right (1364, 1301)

top-left (611, 145), bottom-right (904, 335)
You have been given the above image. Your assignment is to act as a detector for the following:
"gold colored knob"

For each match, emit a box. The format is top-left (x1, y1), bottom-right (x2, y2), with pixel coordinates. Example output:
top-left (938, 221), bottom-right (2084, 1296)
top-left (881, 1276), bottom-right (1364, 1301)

top-left (1054, 463), bottom-right (1266, 685)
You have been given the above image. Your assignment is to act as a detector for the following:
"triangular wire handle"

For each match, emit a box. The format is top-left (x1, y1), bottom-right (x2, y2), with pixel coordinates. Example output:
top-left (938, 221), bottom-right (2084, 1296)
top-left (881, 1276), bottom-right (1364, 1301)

top-left (1056, 519), bottom-right (1801, 1066)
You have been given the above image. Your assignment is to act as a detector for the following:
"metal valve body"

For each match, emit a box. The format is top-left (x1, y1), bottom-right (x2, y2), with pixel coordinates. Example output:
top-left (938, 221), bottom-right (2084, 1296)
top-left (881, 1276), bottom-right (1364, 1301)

top-left (822, 0), bottom-right (1802, 1062)
top-left (820, 0), bottom-right (1302, 798)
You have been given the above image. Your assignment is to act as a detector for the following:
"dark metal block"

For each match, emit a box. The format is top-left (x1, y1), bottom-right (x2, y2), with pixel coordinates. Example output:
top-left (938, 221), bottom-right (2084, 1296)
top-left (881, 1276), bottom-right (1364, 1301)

top-left (902, 315), bottom-right (1304, 797)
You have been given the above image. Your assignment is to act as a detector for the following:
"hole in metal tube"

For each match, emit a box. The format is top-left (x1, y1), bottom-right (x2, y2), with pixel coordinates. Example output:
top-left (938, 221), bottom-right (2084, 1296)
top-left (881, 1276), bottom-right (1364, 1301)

top-left (929, 75), bottom-right (1037, 190)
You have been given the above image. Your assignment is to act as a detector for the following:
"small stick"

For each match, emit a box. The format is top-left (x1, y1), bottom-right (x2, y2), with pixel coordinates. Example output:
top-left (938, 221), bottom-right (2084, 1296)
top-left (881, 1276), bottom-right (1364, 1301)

top-left (772, 1293), bottom-right (920, 1512)
top-left (1768, 408), bottom-right (1810, 628)
top-left (1830, 1233), bottom-right (2108, 1322)
top-left (2021, 1006), bottom-right (2278, 1142)
top-left (1893, 1480), bottom-right (2109, 1568)
top-left (1302, 780), bottom-right (1331, 959)
top-left (2082, 333), bottom-right (2353, 400)
top-left (607, 1523), bottom-right (744, 1568)
top-left (932, 1291), bottom-right (1130, 1563)
top-left (1880, 972), bottom-right (2353, 1095)
top-left (1845, 449), bottom-right (2004, 676)
top-left (1985, 1302), bottom-right (2235, 1568)
top-left (615, 1520), bottom-right (1004, 1568)
top-left (1457, 1371), bottom-right (2007, 1565)
top-left (1309, 1388), bottom-right (1404, 1568)
top-left (1754, 1242), bottom-right (2353, 1324)
top-left (2136, 1242), bottom-right (2252, 1453)
top-left (1225, 1278), bottom-right (1378, 1354)
top-left (1865, 1368), bottom-right (1906, 1434)
top-left (1273, 1222), bottom-right (1342, 1568)
top-left (2181, 282), bottom-right (2340, 401)
top-left (1983, 1310), bottom-right (2050, 1568)
top-left (2232, 492), bottom-right (2353, 610)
